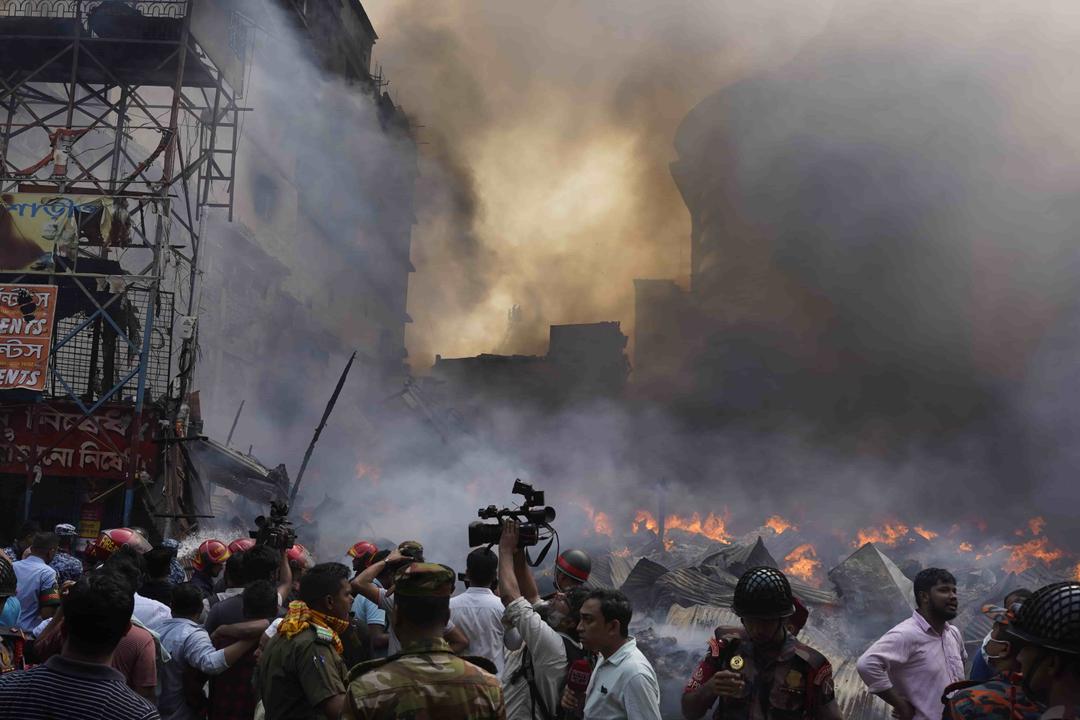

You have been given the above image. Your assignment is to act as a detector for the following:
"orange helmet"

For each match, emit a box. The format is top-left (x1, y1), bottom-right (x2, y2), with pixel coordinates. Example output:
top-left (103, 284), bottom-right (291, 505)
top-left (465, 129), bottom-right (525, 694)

top-left (227, 538), bottom-right (256, 555)
top-left (85, 528), bottom-right (151, 564)
top-left (286, 543), bottom-right (313, 569)
top-left (347, 541), bottom-right (378, 567)
top-left (191, 539), bottom-right (231, 572)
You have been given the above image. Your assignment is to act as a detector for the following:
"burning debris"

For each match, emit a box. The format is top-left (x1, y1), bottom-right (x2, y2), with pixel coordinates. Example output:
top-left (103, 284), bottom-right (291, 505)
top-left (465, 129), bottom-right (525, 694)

top-left (584, 511), bottom-right (1077, 720)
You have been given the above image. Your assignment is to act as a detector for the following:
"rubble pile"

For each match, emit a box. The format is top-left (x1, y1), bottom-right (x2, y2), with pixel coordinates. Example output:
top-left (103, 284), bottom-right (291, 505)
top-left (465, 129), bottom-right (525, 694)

top-left (592, 529), bottom-right (1075, 720)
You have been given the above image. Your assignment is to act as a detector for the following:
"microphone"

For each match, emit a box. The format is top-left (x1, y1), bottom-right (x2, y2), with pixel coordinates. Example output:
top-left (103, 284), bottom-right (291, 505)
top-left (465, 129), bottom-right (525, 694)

top-left (559, 658), bottom-right (593, 720)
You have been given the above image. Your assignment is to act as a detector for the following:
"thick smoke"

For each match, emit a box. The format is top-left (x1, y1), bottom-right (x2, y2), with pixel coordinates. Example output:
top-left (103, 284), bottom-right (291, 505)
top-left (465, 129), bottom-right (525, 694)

top-left (194, 0), bottom-right (1080, 578)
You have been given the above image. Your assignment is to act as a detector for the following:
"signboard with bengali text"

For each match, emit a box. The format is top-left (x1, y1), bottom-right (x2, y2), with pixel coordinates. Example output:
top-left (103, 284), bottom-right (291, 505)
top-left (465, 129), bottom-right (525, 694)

top-left (0, 402), bottom-right (158, 479)
top-left (0, 284), bottom-right (57, 391)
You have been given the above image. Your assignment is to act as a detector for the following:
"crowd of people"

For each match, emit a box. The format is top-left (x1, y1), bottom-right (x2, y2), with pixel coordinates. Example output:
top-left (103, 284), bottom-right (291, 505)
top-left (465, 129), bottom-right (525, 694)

top-left (0, 516), bottom-right (1075, 720)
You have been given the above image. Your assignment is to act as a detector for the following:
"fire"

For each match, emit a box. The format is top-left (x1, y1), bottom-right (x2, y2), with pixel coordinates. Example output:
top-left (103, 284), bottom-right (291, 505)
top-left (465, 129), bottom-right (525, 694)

top-left (1028, 516), bottom-right (1047, 536)
top-left (630, 509), bottom-right (731, 543)
top-left (913, 526), bottom-right (938, 541)
top-left (1074, 563), bottom-right (1080, 582)
top-left (1004, 536), bottom-right (1065, 574)
top-left (666, 512), bottom-right (732, 543)
top-left (355, 462), bottom-right (382, 484)
top-left (613, 547), bottom-right (632, 558)
top-left (580, 502), bottom-right (614, 537)
top-left (765, 515), bottom-right (796, 534)
top-left (958, 542), bottom-right (974, 553)
top-left (783, 543), bottom-right (822, 585)
top-left (854, 521), bottom-right (910, 547)
top-left (632, 510), bottom-right (658, 534)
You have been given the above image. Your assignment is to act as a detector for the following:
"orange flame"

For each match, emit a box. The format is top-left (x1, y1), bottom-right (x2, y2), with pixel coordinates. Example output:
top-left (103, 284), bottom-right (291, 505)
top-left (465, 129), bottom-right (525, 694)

top-left (613, 547), bottom-right (632, 558)
top-left (1028, 517), bottom-right (1047, 536)
top-left (593, 512), bottom-right (614, 537)
top-left (631, 509), bottom-right (731, 543)
top-left (854, 521), bottom-right (910, 547)
top-left (632, 510), bottom-right (658, 534)
top-left (765, 515), bottom-right (796, 535)
top-left (913, 526), bottom-right (938, 541)
top-left (666, 512), bottom-right (732, 543)
top-left (1004, 536), bottom-right (1065, 574)
top-left (783, 543), bottom-right (822, 586)
top-left (355, 462), bottom-right (382, 485)
top-left (958, 542), bottom-right (974, 553)
top-left (1074, 563), bottom-right (1080, 582)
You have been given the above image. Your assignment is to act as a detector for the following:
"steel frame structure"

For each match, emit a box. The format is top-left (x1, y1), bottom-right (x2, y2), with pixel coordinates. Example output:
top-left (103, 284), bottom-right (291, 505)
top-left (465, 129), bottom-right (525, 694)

top-left (0, 0), bottom-right (247, 523)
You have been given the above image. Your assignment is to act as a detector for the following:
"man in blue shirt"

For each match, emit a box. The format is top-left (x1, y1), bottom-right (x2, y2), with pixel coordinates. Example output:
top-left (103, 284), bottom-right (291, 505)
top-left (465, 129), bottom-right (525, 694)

top-left (0, 552), bottom-right (20, 627)
top-left (351, 549), bottom-right (389, 656)
top-left (12, 532), bottom-right (60, 632)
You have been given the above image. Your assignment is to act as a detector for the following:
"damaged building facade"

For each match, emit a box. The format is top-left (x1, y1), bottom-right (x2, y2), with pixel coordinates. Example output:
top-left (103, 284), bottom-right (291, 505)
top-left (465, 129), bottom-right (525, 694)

top-left (196, 0), bottom-right (417, 446)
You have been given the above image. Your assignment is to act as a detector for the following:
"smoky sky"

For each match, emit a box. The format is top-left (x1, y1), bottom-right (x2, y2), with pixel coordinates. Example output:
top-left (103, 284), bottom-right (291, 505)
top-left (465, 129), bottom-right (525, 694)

top-left (194, 0), bottom-right (1080, 576)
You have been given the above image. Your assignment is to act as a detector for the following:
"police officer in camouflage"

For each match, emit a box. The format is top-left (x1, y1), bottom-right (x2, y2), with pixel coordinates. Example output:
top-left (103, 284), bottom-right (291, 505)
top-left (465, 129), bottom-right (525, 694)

top-left (256, 562), bottom-right (353, 719)
top-left (344, 562), bottom-right (505, 720)
top-left (682, 566), bottom-right (842, 720)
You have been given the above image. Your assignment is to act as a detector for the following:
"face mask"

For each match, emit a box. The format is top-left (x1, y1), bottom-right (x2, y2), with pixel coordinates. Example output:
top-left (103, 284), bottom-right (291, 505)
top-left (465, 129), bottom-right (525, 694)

top-left (982, 633), bottom-right (1011, 661)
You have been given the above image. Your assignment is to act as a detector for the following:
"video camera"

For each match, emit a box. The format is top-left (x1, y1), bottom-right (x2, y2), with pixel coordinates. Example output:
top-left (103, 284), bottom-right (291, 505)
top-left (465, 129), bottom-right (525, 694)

top-left (469, 479), bottom-right (556, 548)
top-left (250, 500), bottom-right (297, 550)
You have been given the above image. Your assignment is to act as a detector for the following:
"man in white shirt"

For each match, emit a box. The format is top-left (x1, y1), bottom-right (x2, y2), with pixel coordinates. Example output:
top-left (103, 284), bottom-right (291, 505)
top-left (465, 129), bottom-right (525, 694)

top-left (499, 520), bottom-right (590, 720)
top-left (450, 548), bottom-right (508, 675)
top-left (564, 588), bottom-right (661, 720)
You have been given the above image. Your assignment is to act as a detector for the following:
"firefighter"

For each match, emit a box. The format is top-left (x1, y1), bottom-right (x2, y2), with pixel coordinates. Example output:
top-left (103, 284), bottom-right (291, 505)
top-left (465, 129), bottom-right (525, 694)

top-left (555, 549), bottom-right (592, 592)
top-left (1005, 582), bottom-right (1080, 717)
top-left (84, 528), bottom-right (151, 565)
top-left (190, 539), bottom-right (230, 599)
top-left (682, 566), bottom-right (841, 720)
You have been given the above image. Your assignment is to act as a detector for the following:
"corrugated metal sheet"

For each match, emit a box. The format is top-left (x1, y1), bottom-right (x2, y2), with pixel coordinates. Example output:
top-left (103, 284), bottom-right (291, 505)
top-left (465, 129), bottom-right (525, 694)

top-left (701, 536), bottom-right (778, 573)
top-left (589, 554), bottom-right (640, 589)
top-left (656, 567), bottom-right (737, 607)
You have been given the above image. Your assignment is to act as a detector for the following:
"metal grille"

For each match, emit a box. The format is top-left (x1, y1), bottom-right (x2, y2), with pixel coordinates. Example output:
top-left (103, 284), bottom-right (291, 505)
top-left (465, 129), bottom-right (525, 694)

top-left (0, 0), bottom-right (187, 19)
top-left (48, 288), bottom-right (174, 403)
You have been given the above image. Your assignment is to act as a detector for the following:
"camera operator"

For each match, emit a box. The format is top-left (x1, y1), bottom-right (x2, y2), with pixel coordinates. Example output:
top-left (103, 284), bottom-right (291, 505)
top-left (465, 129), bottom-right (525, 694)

top-left (350, 541), bottom-right (470, 656)
top-left (500, 518), bottom-right (590, 720)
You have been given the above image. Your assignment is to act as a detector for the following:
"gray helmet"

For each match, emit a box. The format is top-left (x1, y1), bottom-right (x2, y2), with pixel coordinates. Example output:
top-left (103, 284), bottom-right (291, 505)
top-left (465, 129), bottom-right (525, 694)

top-left (733, 566), bottom-right (795, 619)
top-left (556, 549), bottom-right (591, 584)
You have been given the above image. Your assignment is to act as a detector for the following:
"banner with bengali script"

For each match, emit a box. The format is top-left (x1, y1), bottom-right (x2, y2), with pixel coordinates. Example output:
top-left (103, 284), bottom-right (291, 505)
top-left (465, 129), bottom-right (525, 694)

top-left (0, 193), bottom-right (131, 270)
top-left (0, 284), bottom-right (57, 391)
top-left (0, 402), bottom-right (158, 479)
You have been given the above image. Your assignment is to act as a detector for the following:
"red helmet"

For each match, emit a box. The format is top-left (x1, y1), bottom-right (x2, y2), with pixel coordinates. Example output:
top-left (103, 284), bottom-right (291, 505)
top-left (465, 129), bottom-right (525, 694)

top-left (227, 538), bottom-right (256, 555)
top-left (286, 543), bottom-right (313, 569)
top-left (347, 541), bottom-right (378, 567)
top-left (191, 539), bottom-right (231, 572)
top-left (85, 528), bottom-right (151, 564)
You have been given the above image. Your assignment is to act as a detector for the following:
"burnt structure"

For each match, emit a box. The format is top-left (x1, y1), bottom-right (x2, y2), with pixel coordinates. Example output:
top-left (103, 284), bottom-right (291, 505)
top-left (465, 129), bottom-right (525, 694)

top-left (633, 0), bottom-right (1080, 439)
top-left (429, 321), bottom-right (629, 417)
top-left (0, 0), bottom-right (248, 540)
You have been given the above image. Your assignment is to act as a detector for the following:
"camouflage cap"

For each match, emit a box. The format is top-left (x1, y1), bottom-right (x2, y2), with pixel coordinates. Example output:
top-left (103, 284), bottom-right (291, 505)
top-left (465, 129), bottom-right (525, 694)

top-left (393, 562), bottom-right (455, 597)
top-left (397, 540), bottom-right (424, 560)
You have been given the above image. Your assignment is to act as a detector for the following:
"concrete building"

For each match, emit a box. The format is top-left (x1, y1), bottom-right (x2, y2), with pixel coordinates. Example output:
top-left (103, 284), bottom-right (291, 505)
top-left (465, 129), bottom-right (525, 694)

top-left (197, 0), bottom-right (417, 435)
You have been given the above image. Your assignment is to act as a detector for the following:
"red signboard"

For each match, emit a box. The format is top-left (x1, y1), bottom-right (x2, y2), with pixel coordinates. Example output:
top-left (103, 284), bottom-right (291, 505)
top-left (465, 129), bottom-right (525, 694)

top-left (0, 402), bottom-right (158, 479)
top-left (0, 284), bottom-right (57, 391)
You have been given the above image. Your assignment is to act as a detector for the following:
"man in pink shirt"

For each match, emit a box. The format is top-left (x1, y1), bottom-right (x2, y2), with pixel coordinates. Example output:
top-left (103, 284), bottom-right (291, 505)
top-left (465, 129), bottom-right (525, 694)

top-left (857, 568), bottom-right (967, 720)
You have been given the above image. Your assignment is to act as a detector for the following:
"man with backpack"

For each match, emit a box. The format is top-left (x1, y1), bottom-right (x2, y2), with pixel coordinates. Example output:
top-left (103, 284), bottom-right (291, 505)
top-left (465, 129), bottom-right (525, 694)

top-left (498, 519), bottom-right (592, 720)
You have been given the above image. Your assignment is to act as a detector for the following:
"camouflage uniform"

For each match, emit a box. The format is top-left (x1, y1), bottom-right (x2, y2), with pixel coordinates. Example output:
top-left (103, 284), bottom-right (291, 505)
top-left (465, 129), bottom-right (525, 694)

top-left (49, 551), bottom-right (83, 584)
top-left (945, 673), bottom-right (1045, 720)
top-left (684, 626), bottom-right (836, 720)
top-left (344, 563), bottom-right (505, 720)
top-left (256, 623), bottom-right (348, 719)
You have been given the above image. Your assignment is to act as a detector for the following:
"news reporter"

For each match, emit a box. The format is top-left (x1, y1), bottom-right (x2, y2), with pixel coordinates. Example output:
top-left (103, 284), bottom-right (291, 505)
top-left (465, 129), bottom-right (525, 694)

top-left (500, 519), bottom-right (589, 720)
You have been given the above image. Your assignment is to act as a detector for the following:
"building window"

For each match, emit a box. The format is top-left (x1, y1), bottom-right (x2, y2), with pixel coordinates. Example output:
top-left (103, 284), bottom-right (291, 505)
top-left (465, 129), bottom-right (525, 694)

top-left (253, 173), bottom-right (277, 220)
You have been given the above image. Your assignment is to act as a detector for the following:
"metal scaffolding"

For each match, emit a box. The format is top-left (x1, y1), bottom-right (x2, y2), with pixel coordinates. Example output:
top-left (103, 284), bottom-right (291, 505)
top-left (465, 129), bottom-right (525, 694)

top-left (0, 0), bottom-right (249, 524)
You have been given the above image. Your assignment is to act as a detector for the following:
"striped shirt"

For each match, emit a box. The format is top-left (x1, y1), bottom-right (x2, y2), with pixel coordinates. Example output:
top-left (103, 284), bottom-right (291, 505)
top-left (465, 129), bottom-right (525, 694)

top-left (0, 655), bottom-right (160, 719)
